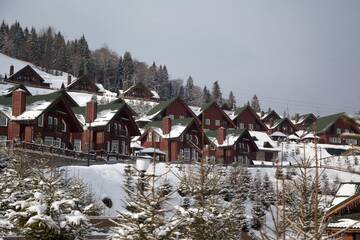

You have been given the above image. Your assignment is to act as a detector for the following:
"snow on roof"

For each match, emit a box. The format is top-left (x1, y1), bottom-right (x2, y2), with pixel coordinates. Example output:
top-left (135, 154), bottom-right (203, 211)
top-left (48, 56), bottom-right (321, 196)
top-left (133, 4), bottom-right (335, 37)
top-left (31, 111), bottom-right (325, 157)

top-left (224, 110), bottom-right (237, 120)
top-left (288, 134), bottom-right (300, 140)
top-left (140, 148), bottom-right (166, 155)
top-left (15, 100), bottom-right (52, 120)
top-left (130, 141), bottom-right (143, 149)
top-left (150, 90), bottom-right (160, 99)
top-left (328, 218), bottom-right (360, 229)
top-left (0, 53), bottom-right (76, 89)
top-left (189, 106), bottom-right (202, 117)
top-left (270, 131), bottom-right (287, 138)
top-left (90, 109), bottom-right (118, 127)
top-left (301, 132), bottom-right (320, 140)
top-left (67, 91), bottom-right (117, 107)
top-left (249, 131), bottom-right (279, 151)
top-left (329, 183), bottom-right (360, 209)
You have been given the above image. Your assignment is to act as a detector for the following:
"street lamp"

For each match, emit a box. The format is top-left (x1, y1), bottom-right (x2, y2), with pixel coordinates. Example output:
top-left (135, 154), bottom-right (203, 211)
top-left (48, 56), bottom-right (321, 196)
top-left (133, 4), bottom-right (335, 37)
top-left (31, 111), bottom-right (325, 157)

top-left (136, 155), bottom-right (152, 193)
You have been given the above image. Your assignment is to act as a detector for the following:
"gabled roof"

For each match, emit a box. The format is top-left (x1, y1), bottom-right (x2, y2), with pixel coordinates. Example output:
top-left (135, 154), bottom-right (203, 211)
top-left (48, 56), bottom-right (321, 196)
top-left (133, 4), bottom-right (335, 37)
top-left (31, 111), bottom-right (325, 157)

top-left (8, 65), bottom-right (46, 83)
top-left (123, 82), bottom-right (159, 99)
top-left (315, 112), bottom-right (356, 134)
top-left (0, 84), bottom-right (31, 97)
top-left (142, 118), bottom-right (195, 139)
top-left (0, 90), bottom-right (79, 121)
top-left (66, 75), bottom-right (101, 93)
top-left (293, 113), bottom-right (317, 125)
top-left (72, 101), bottom-right (140, 135)
top-left (267, 117), bottom-right (297, 131)
top-left (205, 128), bottom-right (258, 149)
top-left (145, 97), bottom-right (197, 120)
top-left (260, 110), bottom-right (281, 121)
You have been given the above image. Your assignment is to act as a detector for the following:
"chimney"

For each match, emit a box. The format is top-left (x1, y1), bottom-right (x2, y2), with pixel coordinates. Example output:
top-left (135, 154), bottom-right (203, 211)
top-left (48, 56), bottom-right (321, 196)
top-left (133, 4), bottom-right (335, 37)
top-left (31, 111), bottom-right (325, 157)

top-left (294, 113), bottom-right (300, 123)
top-left (67, 75), bottom-right (72, 86)
top-left (9, 65), bottom-right (14, 76)
top-left (86, 97), bottom-right (97, 123)
top-left (217, 127), bottom-right (226, 145)
top-left (12, 89), bottom-right (26, 117)
top-left (269, 118), bottom-right (274, 128)
top-left (162, 117), bottom-right (172, 134)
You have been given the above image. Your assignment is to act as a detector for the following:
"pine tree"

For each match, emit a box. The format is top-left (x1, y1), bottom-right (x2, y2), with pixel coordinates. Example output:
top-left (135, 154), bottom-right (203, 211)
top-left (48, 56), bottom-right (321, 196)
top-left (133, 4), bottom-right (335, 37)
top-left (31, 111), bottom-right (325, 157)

top-left (184, 76), bottom-right (195, 105)
top-left (249, 170), bottom-right (262, 201)
top-left (122, 51), bottom-right (135, 90)
top-left (202, 86), bottom-right (211, 104)
top-left (251, 194), bottom-right (265, 230)
top-left (262, 173), bottom-right (275, 208)
top-left (211, 81), bottom-right (223, 105)
top-left (250, 94), bottom-right (261, 112)
top-left (116, 57), bottom-right (124, 90)
top-left (227, 91), bottom-right (236, 110)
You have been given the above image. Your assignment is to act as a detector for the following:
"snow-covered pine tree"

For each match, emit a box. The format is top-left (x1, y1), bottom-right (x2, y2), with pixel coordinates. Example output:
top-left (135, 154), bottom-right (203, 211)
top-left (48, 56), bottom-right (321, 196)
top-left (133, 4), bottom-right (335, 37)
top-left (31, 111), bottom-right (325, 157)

top-left (249, 170), bottom-right (262, 201)
top-left (240, 167), bottom-right (252, 199)
top-left (174, 162), bottom-right (245, 239)
top-left (250, 94), bottom-right (261, 112)
top-left (262, 173), bottom-right (275, 208)
top-left (202, 86), bottom-right (211, 104)
top-left (122, 51), bottom-right (135, 90)
top-left (227, 91), bottom-right (236, 110)
top-left (251, 194), bottom-right (265, 230)
top-left (211, 81), bottom-right (223, 105)
top-left (112, 164), bottom-right (182, 240)
top-left (1, 154), bottom-right (96, 240)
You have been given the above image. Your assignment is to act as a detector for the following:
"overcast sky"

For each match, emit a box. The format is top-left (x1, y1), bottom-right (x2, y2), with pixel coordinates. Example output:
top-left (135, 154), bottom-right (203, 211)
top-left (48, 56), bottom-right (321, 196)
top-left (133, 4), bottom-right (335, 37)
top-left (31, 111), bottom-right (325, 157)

top-left (1, 0), bottom-right (360, 116)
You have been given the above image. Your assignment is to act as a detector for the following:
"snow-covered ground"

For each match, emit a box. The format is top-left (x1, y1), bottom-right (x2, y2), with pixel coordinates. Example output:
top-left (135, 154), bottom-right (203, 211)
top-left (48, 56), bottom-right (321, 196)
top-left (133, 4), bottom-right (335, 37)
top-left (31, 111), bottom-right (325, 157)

top-left (64, 162), bottom-right (360, 218)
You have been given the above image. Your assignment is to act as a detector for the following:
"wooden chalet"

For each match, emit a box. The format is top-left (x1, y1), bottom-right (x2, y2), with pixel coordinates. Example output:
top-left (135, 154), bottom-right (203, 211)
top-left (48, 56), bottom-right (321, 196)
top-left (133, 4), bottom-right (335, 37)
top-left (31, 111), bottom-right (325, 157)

top-left (120, 82), bottom-right (160, 101)
top-left (292, 113), bottom-right (317, 130)
top-left (0, 89), bottom-right (83, 148)
top-left (205, 128), bottom-right (258, 165)
top-left (66, 75), bottom-right (105, 95)
top-left (315, 113), bottom-right (360, 146)
top-left (5, 65), bottom-right (51, 88)
top-left (249, 131), bottom-right (280, 162)
top-left (137, 97), bottom-right (198, 128)
top-left (259, 110), bottom-right (282, 127)
top-left (139, 117), bottom-right (206, 162)
top-left (325, 182), bottom-right (360, 239)
top-left (266, 117), bottom-right (297, 136)
top-left (190, 101), bottom-right (236, 130)
top-left (72, 99), bottom-right (140, 155)
top-left (230, 105), bottom-right (267, 131)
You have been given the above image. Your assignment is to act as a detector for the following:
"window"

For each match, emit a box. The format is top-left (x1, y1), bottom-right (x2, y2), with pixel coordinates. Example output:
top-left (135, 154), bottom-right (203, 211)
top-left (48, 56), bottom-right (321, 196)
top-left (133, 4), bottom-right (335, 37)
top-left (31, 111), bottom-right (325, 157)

top-left (215, 120), bottom-right (220, 126)
top-left (239, 123), bottom-right (245, 129)
top-left (193, 135), bottom-right (199, 145)
top-left (180, 134), bottom-right (184, 142)
top-left (0, 115), bottom-right (7, 127)
top-left (346, 138), bottom-right (357, 145)
top-left (336, 128), bottom-right (341, 134)
top-left (37, 115), bottom-right (43, 127)
top-left (124, 125), bottom-right (128, 136)
top-left (154, 134), bottom-right (160, 142)
top-left (186, 134), bottom-right (190, 141)
top-left (48, 116), bottom-right (53, 129)
top-left (54, 117), bottom-right (58, 130)
top-left (107, 124), bottom-right (111, 132)
top-left (147, 131), bottom-right (153, 142)
top-left (192, 148), bottom-right (196, 161)
top-left (114, 124), bottom-right (118, 135)
top-left (179, 115), bottom-right (184, 119)
top-left (184, 148), bottom-right (190, 161)
top-left (61, 119), bottom-right (67, 132)
top-left (73, 139), bottom-right (81, 151)
top-left (121, 140), bottom-right (127, 154)
top-left (249, 123), bottom-right (254, 131)
top-left (169, 114), bottom-right (175, 119)
top-left (107, 141), bottom-right (111, 152)
top-left (345, 129), bottom-right (349, 133)
top-left (205, 118), bottom-right (211, 125)
top-left (44, 136), bottom-right (54, 146)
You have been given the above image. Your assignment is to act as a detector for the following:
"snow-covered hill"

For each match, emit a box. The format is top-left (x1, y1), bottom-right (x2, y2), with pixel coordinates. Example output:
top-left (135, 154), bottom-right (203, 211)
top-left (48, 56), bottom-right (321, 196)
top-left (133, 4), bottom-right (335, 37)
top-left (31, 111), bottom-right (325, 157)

top-left (0, 53), bottom-right (76, 89)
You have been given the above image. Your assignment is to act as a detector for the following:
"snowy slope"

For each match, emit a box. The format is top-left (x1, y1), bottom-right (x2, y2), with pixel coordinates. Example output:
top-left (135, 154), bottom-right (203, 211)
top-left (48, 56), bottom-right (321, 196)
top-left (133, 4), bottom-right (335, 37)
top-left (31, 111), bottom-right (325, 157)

top-left (0, 53), bottom-right (76, 89)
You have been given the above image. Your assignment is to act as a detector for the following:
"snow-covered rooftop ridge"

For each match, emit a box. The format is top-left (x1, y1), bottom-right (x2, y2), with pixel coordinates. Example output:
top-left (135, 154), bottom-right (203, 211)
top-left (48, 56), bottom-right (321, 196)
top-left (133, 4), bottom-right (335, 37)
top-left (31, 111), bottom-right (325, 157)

top-left (67, 91), bottom-right (117, 107)
top-left (329, 183), bottom-right (360, 209)
top-left (0, 53), bottom-right (76, 89)
top-left (249, 131), bottom-right (279, 151)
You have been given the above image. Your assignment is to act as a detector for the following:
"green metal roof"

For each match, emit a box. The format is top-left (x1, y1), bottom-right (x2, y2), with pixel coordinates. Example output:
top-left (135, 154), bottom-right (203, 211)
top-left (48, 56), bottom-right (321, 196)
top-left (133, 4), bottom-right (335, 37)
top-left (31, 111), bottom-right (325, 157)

top-left (0, 91), bottom-right (62, 107)
top-left (72, 101), bottom-right (126, 115)
top-left (205, 128), bottom-right (247, 139)
top-left (143, 117), bottom-right (194, 130)
top-left (146, 97), bottom-right (176, 116)
top-left (315, 112), bottom-right (345, 134)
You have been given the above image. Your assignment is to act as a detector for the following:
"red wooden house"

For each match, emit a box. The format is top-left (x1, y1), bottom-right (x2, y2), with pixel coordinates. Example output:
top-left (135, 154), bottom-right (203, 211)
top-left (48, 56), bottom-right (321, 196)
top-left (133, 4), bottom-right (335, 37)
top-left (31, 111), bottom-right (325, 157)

top-left (120, 82), bottom-right (160, 101)
top-left (230, 105), bottom-right (267, 131)
top-left (315, 113), bottom-right (360, 146)
top-left (0, 89), bottom-right (83, 148)
top-left (190, 101), bottom-right (236, 130)
top-left (325, 182), bottom-right (360, 239)
top-left (266, 117), bottom-right (297, 136)
top-left (292, 113), bottom-right (317, 130)
top-left (66, 75), bottom-right (105, 95)
top-left (137, 97), bottom-right (198, 128)
top-left (139, 117), bottom-right (205, 162)
top-left (72, 99), bottom-right (140, 155)
top-left (258, 110), bottom-right (282, 127)
top-left (5, 65), bottom-right (51, 88)
top-left (204, 128), bottom-right (258, 165)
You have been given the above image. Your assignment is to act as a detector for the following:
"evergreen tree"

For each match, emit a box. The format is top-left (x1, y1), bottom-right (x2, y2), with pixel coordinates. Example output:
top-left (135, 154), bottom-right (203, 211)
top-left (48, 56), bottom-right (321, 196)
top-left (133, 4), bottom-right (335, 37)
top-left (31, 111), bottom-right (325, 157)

top-left (227, 91), bottom-right (236, 110)
top-left (122, 51), bottom-right (135, 89)
top-left (250, 94), bottom-right (261, 112)
top-left (262, 173), bottom-right (275, 209)
top-left (116, 57), bottom-right (124, 90)
top-left (211, 81), bottom-right (223, 105)
top-left (202, 86), bottom-right (211, 104)
top-left (251, 194), bottom-right (265, 230)
top-left (184, 75), bottom-right (195, 105)
top-left (249, 170), bottom-right (262, 201)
